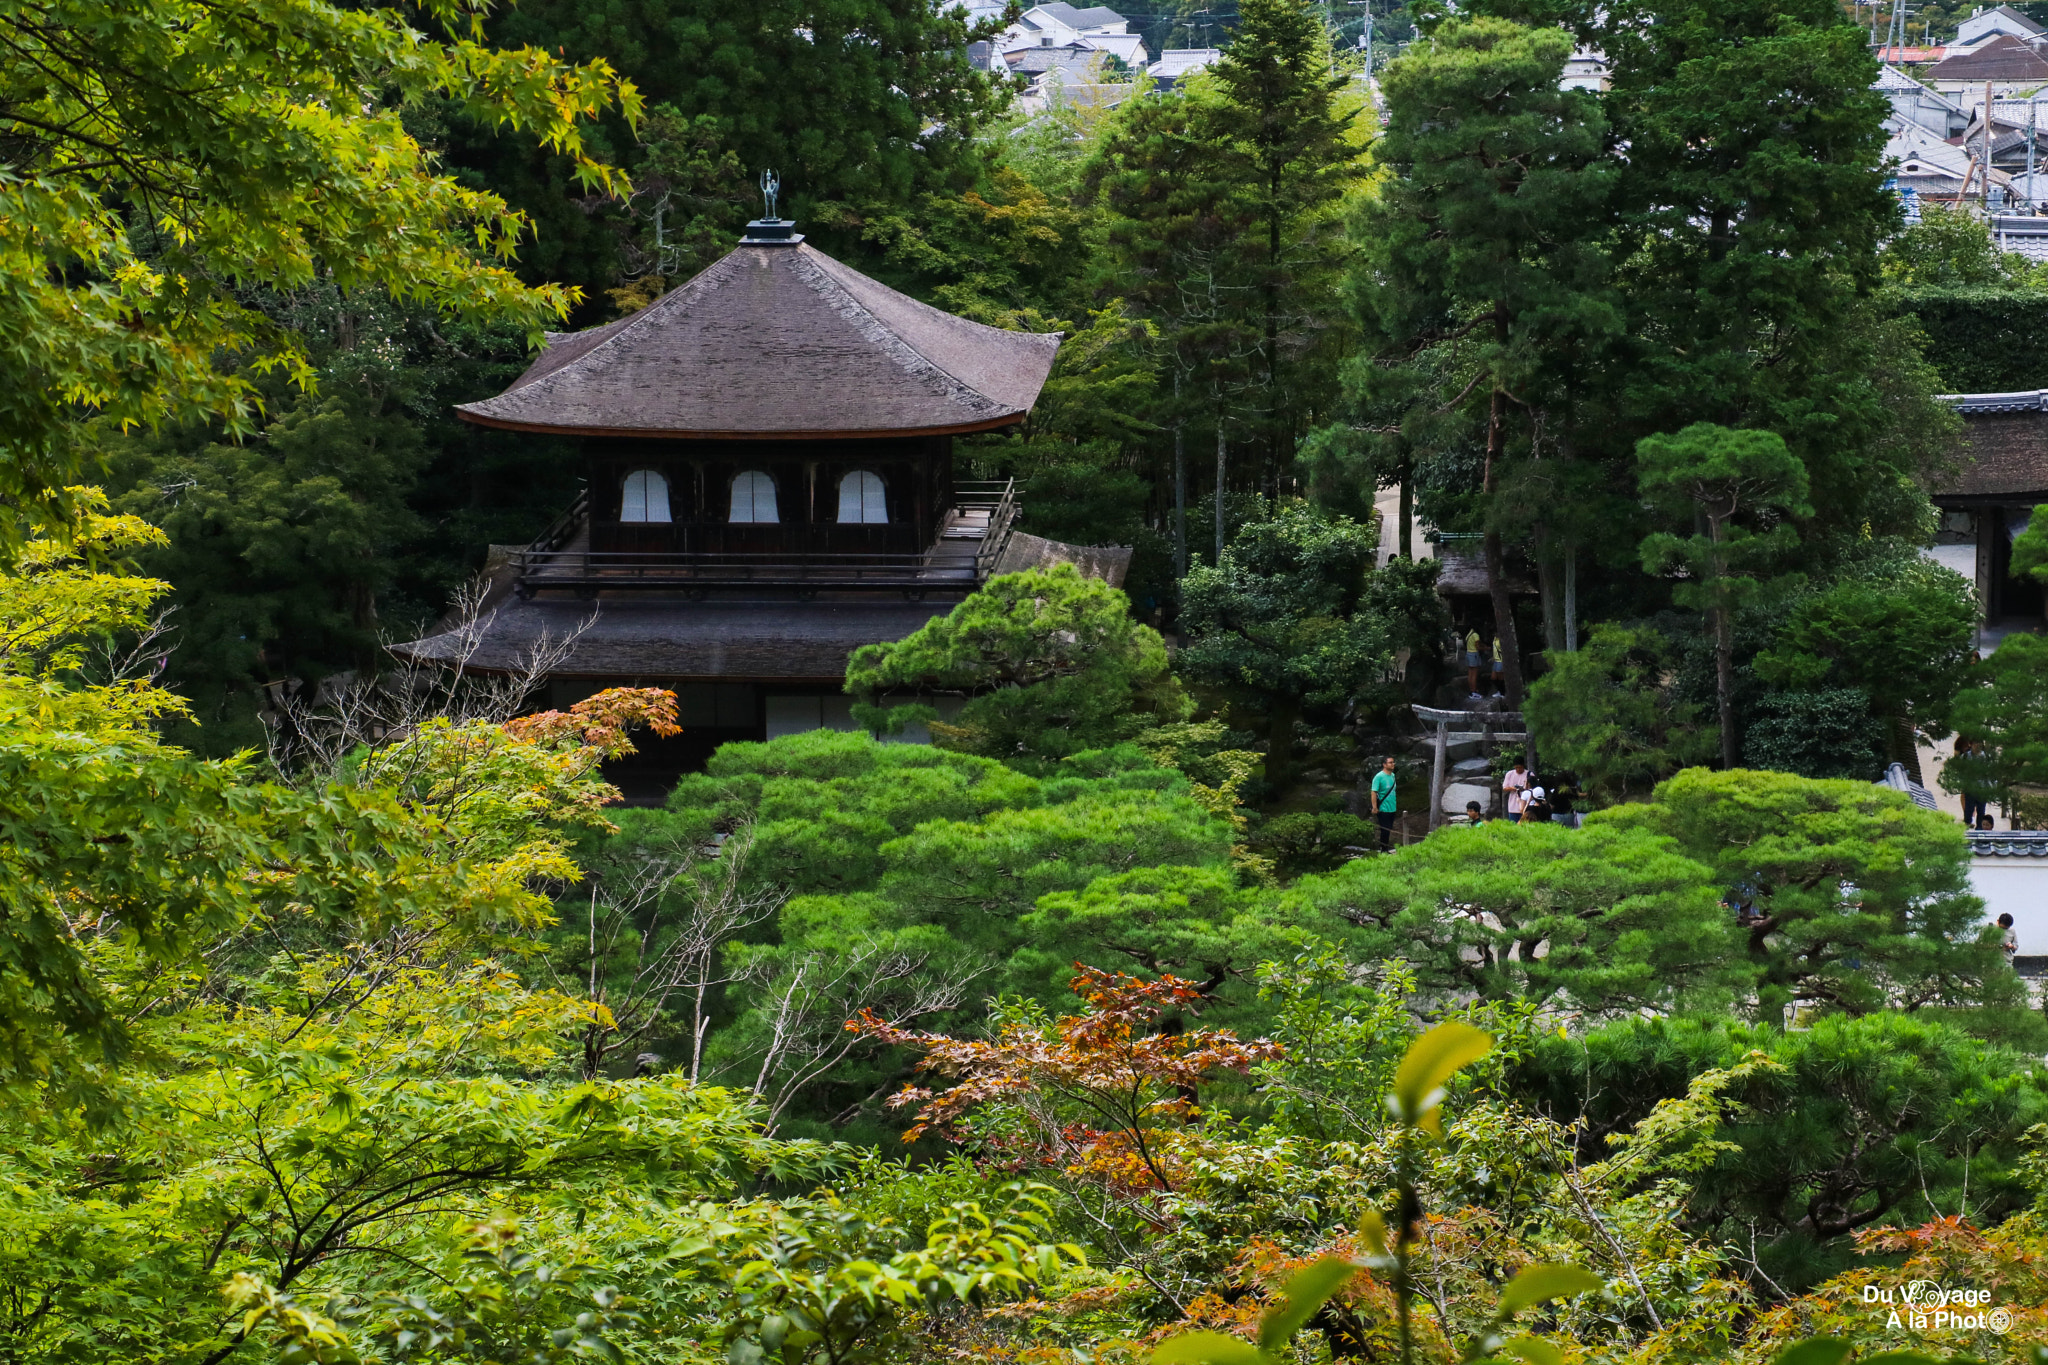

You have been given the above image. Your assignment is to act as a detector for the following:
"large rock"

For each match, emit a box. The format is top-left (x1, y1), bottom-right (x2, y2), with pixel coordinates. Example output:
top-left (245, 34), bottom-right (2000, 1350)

top-left (1442, 781), bottom-right (1494, 816)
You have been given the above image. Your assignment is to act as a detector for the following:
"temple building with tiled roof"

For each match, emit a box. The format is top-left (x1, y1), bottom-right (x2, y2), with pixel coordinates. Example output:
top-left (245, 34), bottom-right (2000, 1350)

top-left (398, 212), bottom-right (1121, 791)
top-left (1928, 389), bottom-right (2048, 631)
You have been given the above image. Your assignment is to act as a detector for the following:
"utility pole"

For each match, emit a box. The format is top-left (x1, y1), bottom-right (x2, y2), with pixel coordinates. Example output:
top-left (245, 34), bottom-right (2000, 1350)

top-left (1974, 78), bottom-right (1990, 208)
top-left (1884, 0), bottom-right (1911, 58)
top-left (1349, 0), bottom-right (1371, 77)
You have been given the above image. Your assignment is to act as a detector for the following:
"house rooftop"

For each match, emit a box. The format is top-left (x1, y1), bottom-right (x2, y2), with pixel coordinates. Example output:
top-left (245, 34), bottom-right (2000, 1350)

top-left (1149, 47), bottom-right (1222, 79)
top-left (1930, 32), bottom-right (2048, 80)
top-left (1876, 63), bottom-right (1957, 102)
top-left (1964, 3), bottom-right (2046, 37)
top-left (1006, 42), bottom-right (1115, 75)
top-left (456, 237), bottom-right (1060, 440)
top-left (1032, 2), bottom-right (1127, 28)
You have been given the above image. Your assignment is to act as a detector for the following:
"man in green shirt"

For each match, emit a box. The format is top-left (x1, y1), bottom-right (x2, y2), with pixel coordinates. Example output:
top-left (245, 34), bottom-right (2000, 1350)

top-left (1371, 756), bottom-right (1398, 851)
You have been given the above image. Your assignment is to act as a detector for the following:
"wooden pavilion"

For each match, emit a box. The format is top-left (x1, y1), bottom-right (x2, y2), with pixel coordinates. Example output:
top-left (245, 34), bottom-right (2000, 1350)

top-left (1929, 389), bottom-right (2048, 630)
top-left (395, 215), bottom-right (1114, 788)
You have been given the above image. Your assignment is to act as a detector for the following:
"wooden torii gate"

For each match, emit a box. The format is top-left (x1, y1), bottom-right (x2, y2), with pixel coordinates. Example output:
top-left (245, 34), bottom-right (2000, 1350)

top-left (1412, 704), bottom-right (1529, 831)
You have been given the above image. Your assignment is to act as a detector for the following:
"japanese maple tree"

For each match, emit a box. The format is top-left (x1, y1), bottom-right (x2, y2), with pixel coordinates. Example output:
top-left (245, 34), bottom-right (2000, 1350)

top-left (853, 968), bottom-right (1282, 1194)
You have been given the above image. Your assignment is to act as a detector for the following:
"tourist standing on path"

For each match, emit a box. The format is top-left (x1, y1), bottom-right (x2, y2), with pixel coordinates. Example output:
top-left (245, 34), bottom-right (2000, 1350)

top-left (1464, 627), bottom-right (1482, 696)
top-left (1958, 739), bottom-right (1989, 827)
top-left (1491, 635), bottom-right (1505, 696)
top-left (1550, 770), bottom-right (1584, 828)
top-left (1999, 912), bottom-right (2019, 964)
top-left (1502, 759), bottom-right (1530, 820)
top-left (1372, 756), bottom-right (1399, 852)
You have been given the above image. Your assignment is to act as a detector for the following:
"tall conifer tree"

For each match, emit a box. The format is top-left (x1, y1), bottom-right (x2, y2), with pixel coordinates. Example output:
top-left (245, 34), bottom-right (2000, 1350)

top-left (1352, 16), bottom-right (1617, 705)
top-left (1088, 89), bottom-right (1257, 568)
top-left (1209, 0), bottom-right (1359, 467)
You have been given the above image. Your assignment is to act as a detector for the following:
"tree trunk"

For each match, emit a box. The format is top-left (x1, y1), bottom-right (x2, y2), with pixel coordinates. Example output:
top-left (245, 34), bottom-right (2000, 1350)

top-left (1266, 697), bottom-right (1298, 786)
top-left (1174, 420), bottom-right (1188, 577)
top-left (1215, 420), bottom-right (1227, 565)
top-left (1713, 603), bottom-right (1737, 769)
top-left (1564, 550), bottom-right (1578, 651)
top-left (1536, 523), bottom-right (1564, 654)
top-left (1398, 450), bottom-right (1413, 561)
top-left (1707, 519), bottom-right (1737, 769)
top-left (1482, 378), bottom-right (1525, 707)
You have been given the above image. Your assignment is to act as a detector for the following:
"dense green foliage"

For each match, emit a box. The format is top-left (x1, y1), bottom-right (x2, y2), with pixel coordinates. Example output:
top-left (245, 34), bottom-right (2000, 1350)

top-left (1945, 632), bottom-right (2048, 824)
top-left (1526, 624), bottom-right (1712, 800)
top-left (18, 2), bottom-right (2048, 1363)
top-left (4, 505), bottom-right (2044, 1363)
top-left (1346, 13), bottom-right (1612, 703)
top-left (1636, 423), bottom-right (1812, 769)
top-left (845, 565), bottom-right (1184, 768)
top-left (1518, 1013), bottom-right (2048, 1287)
top-left (1593, 768), bottom-right (2013, 1019)
top-left (1176, 504), bottom-right (1389, 779)
top-left (1290, 819), bottom-right (1741, 1013)
top-left (1, 0), bottom-right (632, 534)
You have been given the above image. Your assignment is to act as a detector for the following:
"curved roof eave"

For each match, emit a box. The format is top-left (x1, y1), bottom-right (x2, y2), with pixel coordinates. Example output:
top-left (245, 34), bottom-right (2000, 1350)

top-left (451, 407), bottom-right (1033, 439)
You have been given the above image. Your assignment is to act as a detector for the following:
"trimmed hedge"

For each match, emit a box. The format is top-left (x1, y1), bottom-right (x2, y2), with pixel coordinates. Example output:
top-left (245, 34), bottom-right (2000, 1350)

top-left (1889, 286), bottom-right (2048, 391)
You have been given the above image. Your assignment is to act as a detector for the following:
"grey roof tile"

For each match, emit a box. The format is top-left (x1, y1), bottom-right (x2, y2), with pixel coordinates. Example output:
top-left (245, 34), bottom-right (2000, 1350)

top-left (457, 242), bottom-right (1059, 439)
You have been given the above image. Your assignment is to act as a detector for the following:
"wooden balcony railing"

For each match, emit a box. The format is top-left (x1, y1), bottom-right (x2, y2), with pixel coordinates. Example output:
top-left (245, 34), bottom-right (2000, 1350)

top-left (511, 480), bottom-right (1019, 596)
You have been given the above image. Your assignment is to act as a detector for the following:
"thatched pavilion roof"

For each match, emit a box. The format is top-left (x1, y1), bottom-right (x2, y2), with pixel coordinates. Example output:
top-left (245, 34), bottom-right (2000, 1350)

top-left (455, 240), bottom-right (1061, 440)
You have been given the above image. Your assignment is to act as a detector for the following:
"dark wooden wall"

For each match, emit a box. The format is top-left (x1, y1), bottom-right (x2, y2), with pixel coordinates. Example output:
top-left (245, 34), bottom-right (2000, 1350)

top-left (583, 435), bottom-right (953, 556)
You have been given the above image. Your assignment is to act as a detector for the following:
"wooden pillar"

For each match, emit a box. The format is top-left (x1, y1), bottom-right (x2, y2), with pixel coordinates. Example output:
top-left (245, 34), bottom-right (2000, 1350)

top-left (1430, 718), bottom-right (1448, 831)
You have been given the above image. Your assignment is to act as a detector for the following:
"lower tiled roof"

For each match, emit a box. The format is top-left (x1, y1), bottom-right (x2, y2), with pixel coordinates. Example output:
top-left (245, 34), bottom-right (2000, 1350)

top-left (1968, 830), bottom-right (2048, 856)
top-left (393, 595), bottom-right (958, 682)
top-left (1935, 398), bottom-right (2048, 500)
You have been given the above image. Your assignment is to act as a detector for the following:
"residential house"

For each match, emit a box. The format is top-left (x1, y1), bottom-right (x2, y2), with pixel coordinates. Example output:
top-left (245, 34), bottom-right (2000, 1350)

top-left (1877, 63), bottom-right (1969, 139)
top-left (1989, 211), bottom-right (2048, 258)
top-left (984, 3), bottom-right (1147, 69)
top-left (1877, 44), bottom-right (1950, 63)
top-left (1950, 3), bottom-right (2046, 52)
top-left (1926, 32), bottom-right (2048, 100)
top-left (1146, 47), bottom-right (1221, 90)
top-left (1005, 42), bottom-right (1117, 81)
top-left (1958, 96), bottom-right (2048, 201)
top-left (1886, 119), bottom-right (2016, 201)
top-left (1560, 46), bottom-right (1610, 91)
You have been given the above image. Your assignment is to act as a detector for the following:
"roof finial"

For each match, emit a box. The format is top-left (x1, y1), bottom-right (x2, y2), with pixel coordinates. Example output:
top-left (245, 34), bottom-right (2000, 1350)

top-left (742, 170), bottom-right (800, 244)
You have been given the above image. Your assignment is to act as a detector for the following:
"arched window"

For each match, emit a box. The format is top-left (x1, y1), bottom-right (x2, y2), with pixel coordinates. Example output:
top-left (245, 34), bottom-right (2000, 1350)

top-left (729, 470), bottom-right (779, 523)
top-left (620, 470), bottom-right (671, 523)
top-left (836, 470), bottom-right (887, 524)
